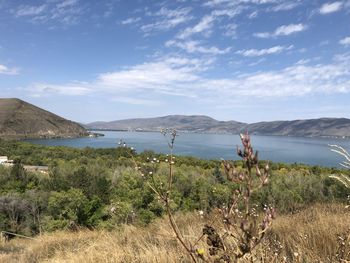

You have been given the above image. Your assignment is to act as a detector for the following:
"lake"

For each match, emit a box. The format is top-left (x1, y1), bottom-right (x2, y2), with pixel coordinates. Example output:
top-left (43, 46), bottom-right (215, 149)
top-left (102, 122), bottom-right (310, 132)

top-left (26, 131), bottom-right (350, 167)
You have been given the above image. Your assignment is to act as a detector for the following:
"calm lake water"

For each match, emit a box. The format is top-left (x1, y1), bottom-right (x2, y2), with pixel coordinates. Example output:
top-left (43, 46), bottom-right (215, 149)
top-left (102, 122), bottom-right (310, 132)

top-left (26, 131), bottom-right (350, 167)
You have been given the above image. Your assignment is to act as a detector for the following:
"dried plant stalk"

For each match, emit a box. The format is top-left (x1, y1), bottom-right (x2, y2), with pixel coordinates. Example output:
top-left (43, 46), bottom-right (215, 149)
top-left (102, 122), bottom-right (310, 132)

top-left (133, 132), bottom-right (275, 262)
top-left (198, 133), bottom-right (275, 262)
top-left (329, 144), bottom-right (350, 188)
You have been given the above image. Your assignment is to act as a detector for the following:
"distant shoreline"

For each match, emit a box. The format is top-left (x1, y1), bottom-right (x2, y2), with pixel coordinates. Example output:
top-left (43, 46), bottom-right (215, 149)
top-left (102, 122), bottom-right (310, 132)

top-left (85, 115), bottom-right (350, 139)
top-left (87, 129), bottom-right (350, 140)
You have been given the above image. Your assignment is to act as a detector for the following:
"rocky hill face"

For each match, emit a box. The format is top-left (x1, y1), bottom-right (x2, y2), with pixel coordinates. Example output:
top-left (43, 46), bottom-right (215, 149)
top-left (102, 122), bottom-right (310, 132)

top-left (87, 115), bottom-right (350, 138)
top-left (0, 98), bottom-right (88, 139)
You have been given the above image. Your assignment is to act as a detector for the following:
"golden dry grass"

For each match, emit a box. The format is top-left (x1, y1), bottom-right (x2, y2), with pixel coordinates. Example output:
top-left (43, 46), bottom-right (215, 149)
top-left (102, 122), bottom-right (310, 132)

top-left (0, 214), bottom-right (200, 263)
top-left (270, 203), bottom-right (350, 262)
top-left (1, 204), bottom-right (349, 263)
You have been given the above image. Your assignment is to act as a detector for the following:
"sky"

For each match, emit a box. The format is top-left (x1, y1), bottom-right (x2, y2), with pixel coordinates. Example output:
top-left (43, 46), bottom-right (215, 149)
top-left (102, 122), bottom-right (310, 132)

top-left (0, 0), bottom-right (350, 123)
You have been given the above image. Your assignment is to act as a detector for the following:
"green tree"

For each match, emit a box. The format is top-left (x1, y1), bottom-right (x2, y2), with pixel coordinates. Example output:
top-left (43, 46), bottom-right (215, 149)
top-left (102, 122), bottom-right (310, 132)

top-left (47, 188), bottom-right (88, 225)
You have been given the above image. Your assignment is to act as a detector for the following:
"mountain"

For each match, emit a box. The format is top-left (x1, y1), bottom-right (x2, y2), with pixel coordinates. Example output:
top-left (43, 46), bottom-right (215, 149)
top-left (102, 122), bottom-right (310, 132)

top-left (87, 115), bottom-right (350, 138)
top-left (0, 98), bottom-right (88, 139)
top-left (247, 118), bottom-right (350, 137)
top-left (88, 115), bottom-right (245, 134)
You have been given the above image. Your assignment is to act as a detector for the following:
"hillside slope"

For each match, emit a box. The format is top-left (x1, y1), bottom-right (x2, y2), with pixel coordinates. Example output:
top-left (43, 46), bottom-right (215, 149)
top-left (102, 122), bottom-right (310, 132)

top-left (87, 115), bottom-right (350, 137)
top-left (0, 205), bottom-right (348, 263)
top-left (247, 118), bottom-right (350, 137)
top-left (88, 115), bottom-right (245, 133)
top-left (0, 98), bottom-right (87, 139)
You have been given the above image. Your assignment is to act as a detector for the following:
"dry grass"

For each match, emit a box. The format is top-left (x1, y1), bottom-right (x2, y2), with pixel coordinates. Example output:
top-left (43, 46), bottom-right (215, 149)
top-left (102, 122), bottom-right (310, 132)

top-left (270, 203), bottom-right (350, 262)
top-left (0, 214), bottom-right (200, 263)
top-left (1, 204), bottom-right (349, 263)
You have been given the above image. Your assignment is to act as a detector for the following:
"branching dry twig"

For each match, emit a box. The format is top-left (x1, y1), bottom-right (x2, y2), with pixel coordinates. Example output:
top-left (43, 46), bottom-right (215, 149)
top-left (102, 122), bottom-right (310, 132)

top-left (199, 133), bottom-right (275, 262)
top-left (130, 131), bottom-right (275, 262)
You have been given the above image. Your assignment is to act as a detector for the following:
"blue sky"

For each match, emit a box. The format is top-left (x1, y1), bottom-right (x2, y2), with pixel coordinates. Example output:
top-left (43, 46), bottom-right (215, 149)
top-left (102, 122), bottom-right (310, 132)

top-left (0, 0), bottom-right (350, 123)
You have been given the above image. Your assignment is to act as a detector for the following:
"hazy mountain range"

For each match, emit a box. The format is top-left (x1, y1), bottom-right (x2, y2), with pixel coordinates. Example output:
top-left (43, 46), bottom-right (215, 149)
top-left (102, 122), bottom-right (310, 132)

top-left (1, 98), bottom-right (349, 139)
top-left (87, 115), bottom-right (350, 138)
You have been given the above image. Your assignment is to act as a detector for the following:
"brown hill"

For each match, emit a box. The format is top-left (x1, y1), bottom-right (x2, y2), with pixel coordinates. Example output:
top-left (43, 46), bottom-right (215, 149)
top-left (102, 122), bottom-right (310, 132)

top-left (87, 115), bottom-right (245, 134)
top-left (87, 115), bottom-right (350, 138)
top-left (0, 98), bottom-right (87, 139)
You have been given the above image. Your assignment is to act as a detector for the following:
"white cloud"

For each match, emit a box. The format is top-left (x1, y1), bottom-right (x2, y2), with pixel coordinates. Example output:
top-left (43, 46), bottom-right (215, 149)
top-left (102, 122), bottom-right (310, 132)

top-left (248, 58), bottom-right (266, 66)
top-left (177, 7), bottom-right (243, 40)
top-left (275, 24), bottom-right (306, 36)
top-left (166, 40), bottom-right (231, 55)
top-left (253, 32), bottom-right (270, 38)
top-left (270, 2), bottom-right (300, 11)
top-left (0, 64), bottom-right (19, 75)
top-left (236, 45), bottom-right (293, 57)
top-left (295, 59), bottom-right (311, 65)
top-left (211, 8), bottom-right (243, 18)
top-left (202, 55), bottom-right (350, 98)
top-left (177, 15), bottom-right (215, 39)
top-left (101, 53), bottom-right (350, 99)
top-left (141, 7), bottom-right (192, 34)
top-left (254, 23), bottom-right (307, 38)
top-left (14, 0), bottom-right (83, 26)
top-left (248, 11), bottom-right (258, 18)
top-left (203, 0), bottom-right (278, 8)
top-left (56, 0), bottom-right (79, 9)
top-left (26, 53), bottom-right (350, 103)
top-left (26, 56), bottom-right (210, 99)
top-left (50, 0), bottom-right (83, 25)
top-left (121, 17), bottom-right (141, 25)
top-left (203, 0), bottom-right (232, 7)
top-left (340, 36), bottom-right (350, 46)
top-left (97, 57), bottom-right (204, 93)
top-left (16, 5), bottom-right (46, 16)
top-left (319, 2), bottom-right (343, 14)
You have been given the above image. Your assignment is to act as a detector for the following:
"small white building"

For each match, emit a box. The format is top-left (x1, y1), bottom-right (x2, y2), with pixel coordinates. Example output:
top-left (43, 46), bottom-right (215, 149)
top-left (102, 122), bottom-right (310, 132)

top-left (0, 156), bottom-right (14, 166)
top-left (0, 156), bottom-right (8, 164)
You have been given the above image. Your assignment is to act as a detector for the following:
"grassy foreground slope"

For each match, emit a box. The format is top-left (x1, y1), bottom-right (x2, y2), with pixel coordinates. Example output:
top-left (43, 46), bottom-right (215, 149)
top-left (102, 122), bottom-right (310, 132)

top-left (1, 204), bottom-right (349, 263)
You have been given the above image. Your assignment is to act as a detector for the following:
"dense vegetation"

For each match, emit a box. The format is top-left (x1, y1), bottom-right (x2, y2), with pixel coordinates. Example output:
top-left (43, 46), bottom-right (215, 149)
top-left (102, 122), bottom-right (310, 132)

top-left (0, 139), bottom-right (348, 237)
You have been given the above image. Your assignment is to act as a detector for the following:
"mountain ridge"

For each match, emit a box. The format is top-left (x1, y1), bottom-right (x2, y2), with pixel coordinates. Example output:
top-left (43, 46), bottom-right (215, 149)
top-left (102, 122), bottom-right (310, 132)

top-left (0, 98), bottom-right (88, 139)
top-left (86, 115), bottom-right (350, 138)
